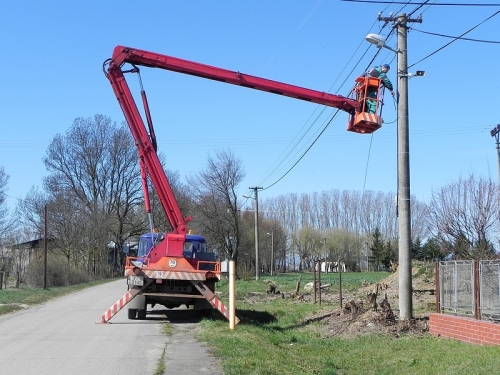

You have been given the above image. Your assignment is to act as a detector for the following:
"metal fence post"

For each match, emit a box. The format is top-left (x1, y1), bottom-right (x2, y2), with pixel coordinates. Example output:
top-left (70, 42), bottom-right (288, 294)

top-left (434, 262), bottom-right (440, 313)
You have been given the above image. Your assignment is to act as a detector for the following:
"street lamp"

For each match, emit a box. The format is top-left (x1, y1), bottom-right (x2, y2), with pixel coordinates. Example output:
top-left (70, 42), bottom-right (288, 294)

top-left (243, 186), bottom-right (262, 280)
top-left (365, 33), bottom-right (399, 53)
top-left (490, 124), bottom-right (500, 184)
top-left (365, 13), bottom-right (422, 320)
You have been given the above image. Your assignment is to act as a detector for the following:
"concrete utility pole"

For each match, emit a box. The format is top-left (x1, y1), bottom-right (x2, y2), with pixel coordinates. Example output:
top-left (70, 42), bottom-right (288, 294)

top-left (249, 186), bottom-right (263, 280)
top-left (377, 13), bottom-right (422, 320)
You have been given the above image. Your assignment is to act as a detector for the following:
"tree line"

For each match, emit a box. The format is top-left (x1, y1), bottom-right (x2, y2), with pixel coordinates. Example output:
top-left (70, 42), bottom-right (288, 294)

top-left (0, 115), bottom-right (498, 285)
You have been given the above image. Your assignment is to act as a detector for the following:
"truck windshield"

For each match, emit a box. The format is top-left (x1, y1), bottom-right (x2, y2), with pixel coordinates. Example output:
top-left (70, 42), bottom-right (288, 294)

top-left (137, 239), bottom-right (150, 258)
top-left (199, 242), bottom-right (207, 253)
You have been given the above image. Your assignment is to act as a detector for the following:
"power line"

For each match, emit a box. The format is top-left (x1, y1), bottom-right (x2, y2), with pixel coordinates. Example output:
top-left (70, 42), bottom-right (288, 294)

top-left (257, 13), bottom-right (397, 192)
top-left (2, 123), bottom-right (491, 150)
top-left (263, 111), bottom-right (340, 191)
top-left (410, 27), bottom-right (500, 44)
top-left (408, 9), bottom-right (500, 68)
top-left (340, 0), bottom-right (500, 6)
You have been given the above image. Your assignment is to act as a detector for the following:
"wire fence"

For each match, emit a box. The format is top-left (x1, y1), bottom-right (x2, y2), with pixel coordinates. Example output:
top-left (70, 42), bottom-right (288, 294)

top-left (437, 260), bottom-right (500, 322)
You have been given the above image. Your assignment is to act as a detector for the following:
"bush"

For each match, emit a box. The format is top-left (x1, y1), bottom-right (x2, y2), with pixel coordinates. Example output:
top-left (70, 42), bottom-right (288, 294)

top-left (24, 254), bottom-right (92, 287)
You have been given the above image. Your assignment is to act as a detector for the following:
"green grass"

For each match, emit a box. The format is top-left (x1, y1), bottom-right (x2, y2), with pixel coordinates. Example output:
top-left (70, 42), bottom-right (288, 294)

top-left (217, 271), bottom-right (390, 297)
top-left (154, 346), bottom-right (166, 375)
top-left (196, 272), bottom-right (500, 375)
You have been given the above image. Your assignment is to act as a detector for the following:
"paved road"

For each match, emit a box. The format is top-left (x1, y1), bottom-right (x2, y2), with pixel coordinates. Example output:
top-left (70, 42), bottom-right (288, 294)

top-left (0, 280), bottom-right (223, 375)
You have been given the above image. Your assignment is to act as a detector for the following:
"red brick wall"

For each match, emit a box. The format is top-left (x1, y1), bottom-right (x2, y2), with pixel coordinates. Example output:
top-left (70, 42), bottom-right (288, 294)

top-left (429, 313), bottom-right (500, 345)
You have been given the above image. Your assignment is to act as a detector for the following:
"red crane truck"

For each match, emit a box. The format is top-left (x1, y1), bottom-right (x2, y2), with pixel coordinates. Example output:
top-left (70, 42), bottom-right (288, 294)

top-left (100, 46), bottom-right (384, 323)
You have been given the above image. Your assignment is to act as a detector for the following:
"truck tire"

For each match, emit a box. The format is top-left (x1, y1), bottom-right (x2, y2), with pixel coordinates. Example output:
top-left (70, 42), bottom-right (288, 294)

top-left (128, 308), bottom-right (138, 319)
top-left (137, 309), bottom-right (147, 320)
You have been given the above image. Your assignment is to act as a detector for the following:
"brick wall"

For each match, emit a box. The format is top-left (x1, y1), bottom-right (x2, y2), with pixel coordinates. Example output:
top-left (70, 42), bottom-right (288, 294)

top-left (429, 313), bottom-right (500, 345)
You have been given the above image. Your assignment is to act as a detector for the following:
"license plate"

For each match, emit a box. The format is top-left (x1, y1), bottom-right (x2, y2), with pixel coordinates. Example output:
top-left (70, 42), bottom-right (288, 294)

top-left (127, 275), bottom-right (144, 286)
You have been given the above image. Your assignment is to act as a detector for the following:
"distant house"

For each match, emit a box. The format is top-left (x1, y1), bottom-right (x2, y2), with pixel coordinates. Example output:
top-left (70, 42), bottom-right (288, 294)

top-left (107, 240), bottom-right (138, 269)
top-left (1, 238), bottom-right (52, 283)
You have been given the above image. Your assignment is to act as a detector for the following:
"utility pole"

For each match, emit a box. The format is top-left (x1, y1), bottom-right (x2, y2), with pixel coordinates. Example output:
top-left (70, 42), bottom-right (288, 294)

top-left (249, 186), bottom-right (263, 280)
top-left (377, 13), bottom-right (422, 320)
top-left (43, 204), bottom-right (48, 290)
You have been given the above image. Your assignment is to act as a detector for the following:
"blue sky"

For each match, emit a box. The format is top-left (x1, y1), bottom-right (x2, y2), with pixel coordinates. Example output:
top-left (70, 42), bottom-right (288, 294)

top-left (1, 1), bottom-right (498, 212)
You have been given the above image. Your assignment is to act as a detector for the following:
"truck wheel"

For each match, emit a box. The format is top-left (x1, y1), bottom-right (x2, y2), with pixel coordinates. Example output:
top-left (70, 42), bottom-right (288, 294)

top-left (137, 309), bottom-right (147, 320)
top-left (128, 308), bottom-right (138, 319)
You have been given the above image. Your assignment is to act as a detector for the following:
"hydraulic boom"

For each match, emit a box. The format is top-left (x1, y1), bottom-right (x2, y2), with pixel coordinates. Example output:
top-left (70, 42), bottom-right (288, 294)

top-left (100, 45), bottom-right (382, 323)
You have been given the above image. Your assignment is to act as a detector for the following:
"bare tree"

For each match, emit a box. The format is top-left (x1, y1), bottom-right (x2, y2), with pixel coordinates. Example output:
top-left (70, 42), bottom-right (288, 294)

top-left (188, 149), bottom-right (245, 262)
top-left (0, 167), bottom-right (15, 238)
top-left (427, 175), bottom-right (499, 259)
top-left (261, 188), bottom-right (430, 270)
top-left (327, 228), bottom-right (364, 271)
top-left (41, 115), bottom-right (144, 274)
top-left (0, 167), bottom-right (18, 279)
top-left (16, 187), bottom-right (47, 237)
top-left (293, 226), bottom-right (323, 270)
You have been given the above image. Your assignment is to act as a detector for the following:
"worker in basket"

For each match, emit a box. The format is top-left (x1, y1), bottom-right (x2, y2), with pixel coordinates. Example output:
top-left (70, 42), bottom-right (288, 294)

top-left (365, 64), bottom-right (394, 114)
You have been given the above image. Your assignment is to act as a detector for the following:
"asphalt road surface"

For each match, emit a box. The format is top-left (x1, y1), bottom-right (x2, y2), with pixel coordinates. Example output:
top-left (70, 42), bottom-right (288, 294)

top-left (0, 280), bottom-right (223, 375)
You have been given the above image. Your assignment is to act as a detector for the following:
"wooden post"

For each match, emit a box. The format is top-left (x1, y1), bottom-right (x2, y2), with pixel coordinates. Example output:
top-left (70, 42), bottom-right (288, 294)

top-left (229, 260), bottom-right (236, 329)
top-left (338, 258), bottom-right (343, 309)
top-left (318, 260), bottom-right (322, 305)
top-left (313, 261), bottom-right (317, 304)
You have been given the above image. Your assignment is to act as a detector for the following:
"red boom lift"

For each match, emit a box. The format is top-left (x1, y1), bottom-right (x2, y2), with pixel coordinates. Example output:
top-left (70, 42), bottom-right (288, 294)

top-left (99, 46), bottom-right (384, 323)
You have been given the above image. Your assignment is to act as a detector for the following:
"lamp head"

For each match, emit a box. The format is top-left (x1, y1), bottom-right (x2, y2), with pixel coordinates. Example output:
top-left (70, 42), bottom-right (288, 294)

top-left (365, 33), bottom-right (386, 48)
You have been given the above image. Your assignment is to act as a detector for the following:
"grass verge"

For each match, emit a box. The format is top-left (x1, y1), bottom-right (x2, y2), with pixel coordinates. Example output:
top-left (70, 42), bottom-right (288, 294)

top-left (196, 272), bottom-right (500, 375)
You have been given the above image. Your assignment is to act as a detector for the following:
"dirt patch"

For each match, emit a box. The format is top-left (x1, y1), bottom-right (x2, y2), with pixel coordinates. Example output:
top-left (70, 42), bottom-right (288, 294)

top-left (248, 262), bottom-right (436, 339)
top-left (303, 305), bottom-right (430, 340)
top-left (308, 263), bottom-right (435, 339)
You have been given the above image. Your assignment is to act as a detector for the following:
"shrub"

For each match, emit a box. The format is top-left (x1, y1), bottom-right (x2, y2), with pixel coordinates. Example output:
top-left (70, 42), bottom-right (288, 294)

top-left (24, 254), bottom-right (92, 287)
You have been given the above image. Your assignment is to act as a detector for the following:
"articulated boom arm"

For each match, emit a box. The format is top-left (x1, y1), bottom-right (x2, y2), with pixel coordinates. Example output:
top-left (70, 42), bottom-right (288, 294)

top-left (105, 46), bottom-right (362, 244)
top-left (109, 45), bottom-right (359, 114)
top-left (106, 54), bottom-right (189, 236)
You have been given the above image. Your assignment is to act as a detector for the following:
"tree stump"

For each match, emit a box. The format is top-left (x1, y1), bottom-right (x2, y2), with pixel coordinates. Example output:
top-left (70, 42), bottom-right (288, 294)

top-left (267, 282), bottom-right (279, 294)
top-left (366, 283), bottom-right (379, 311)
top-left (379, 293), bottom-right (395, 321)
top-left (342, 299), bottom-right (362, 315)
top-left (390, 261), bottom-right (398, 273)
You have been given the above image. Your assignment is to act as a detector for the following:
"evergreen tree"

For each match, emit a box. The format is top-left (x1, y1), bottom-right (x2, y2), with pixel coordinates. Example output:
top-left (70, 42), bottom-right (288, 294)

top-left (368, 228), bottom-right (385, 271)
top-left (412, 237), bottom-right (423, 260)
top-left (384, 239), bottom-right (397, 268)
top-left (421, 237), bottom-right (444, 261)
